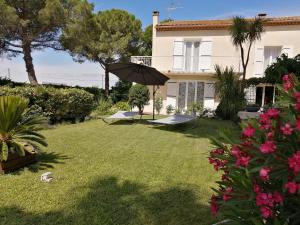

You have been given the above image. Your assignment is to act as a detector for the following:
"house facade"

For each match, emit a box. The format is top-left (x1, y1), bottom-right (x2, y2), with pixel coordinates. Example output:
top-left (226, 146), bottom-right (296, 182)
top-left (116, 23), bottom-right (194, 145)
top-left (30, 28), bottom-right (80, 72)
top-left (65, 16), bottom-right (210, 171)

top-left (131, 11), bottom-right (300, 114)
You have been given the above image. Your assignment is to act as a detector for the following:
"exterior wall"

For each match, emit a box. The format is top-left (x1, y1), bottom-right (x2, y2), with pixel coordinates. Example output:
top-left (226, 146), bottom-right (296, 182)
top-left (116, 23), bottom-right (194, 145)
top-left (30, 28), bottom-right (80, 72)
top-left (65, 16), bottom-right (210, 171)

top-left (144, 20), bottom-right (300, 114)
top-left (152, 25), bottom-right (300, 78)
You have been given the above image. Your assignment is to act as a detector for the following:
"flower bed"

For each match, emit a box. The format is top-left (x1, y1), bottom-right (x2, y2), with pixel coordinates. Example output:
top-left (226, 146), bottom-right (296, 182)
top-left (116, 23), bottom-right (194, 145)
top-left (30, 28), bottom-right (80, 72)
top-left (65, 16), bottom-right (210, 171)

top-left (209, 74), bottom-right (300, 224)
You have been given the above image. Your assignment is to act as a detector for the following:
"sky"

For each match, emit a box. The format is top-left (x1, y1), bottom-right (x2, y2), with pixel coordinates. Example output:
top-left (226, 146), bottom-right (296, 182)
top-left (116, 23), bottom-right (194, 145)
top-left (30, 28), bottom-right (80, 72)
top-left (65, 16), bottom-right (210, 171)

top-left (1, 0), bottom-right (300, 88)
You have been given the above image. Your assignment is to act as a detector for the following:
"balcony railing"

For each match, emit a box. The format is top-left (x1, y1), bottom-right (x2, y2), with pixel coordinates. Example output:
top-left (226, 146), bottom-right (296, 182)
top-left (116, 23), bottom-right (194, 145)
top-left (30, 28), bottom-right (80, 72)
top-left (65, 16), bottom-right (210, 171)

top-left (130, 56), bottom-right (152, 67)
top-left (131, 56), bottom-right (242, 73)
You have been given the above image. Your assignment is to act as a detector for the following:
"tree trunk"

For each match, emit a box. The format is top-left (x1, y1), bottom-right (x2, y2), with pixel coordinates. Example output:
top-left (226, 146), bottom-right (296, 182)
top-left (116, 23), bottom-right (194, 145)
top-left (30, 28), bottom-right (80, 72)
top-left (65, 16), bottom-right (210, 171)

top-left (241, 66), bottom-right (247, 92)
top-left (104, 65), bottom-right (109, 98)
top-left (22, 43), bottom-right (38, 85)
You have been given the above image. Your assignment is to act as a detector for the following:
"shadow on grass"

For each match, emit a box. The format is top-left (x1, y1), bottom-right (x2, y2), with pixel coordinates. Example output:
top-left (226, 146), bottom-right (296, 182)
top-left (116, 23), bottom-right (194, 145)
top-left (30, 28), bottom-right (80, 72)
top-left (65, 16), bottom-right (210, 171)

top-left (150, 118), bottom-right (240, 140)
top-left (10, 152), bottom-right (69, 175)
top-left (0, 176), bottom-right (217, 225)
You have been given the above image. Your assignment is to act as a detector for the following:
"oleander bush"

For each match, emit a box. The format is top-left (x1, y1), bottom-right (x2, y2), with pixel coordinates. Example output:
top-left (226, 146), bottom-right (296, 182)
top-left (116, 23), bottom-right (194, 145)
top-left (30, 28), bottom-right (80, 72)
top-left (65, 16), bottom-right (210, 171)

top-left (209, 74), bottom-right (300, 225)
top-left (0, 86), bottom-right (95, 123)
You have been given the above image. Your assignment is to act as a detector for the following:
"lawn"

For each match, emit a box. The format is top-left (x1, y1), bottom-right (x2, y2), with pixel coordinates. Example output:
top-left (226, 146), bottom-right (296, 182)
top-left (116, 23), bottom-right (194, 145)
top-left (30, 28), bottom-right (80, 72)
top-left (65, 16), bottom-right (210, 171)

top-left (0, 117), bottom-right (239, 225)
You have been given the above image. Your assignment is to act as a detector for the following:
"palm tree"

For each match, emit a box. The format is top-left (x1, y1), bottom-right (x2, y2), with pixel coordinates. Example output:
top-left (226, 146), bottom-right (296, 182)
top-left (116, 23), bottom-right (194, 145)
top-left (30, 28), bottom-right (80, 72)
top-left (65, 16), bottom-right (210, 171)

top-left (229, 16), bottom-right (264, 91)
top-left (0, 96), bottom-right (47, 161)
top-left (214, 65), bottom-right (245, 120)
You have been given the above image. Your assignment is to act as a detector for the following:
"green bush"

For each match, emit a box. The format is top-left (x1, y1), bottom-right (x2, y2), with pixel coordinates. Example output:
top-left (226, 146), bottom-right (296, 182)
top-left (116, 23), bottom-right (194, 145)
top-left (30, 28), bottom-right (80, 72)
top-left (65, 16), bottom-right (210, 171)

top-left (110, 80), bottom-right (132, 103)
top-left (92, 99), bottom-right (114, 117)
top-left (128, 84), bottom-right (150, 114)
top-left (112, 101), bottom-right (131, 111)
top-left (187, 102), bottom-right (203, 116)
top-left (154, 96), bottom-right (163, 115)
top-left (214, 65), bottom-right (246, 121)
top-left (0, 85), bottom-right (95, 123)
top-left (166, 104), bottom-right (175, 115)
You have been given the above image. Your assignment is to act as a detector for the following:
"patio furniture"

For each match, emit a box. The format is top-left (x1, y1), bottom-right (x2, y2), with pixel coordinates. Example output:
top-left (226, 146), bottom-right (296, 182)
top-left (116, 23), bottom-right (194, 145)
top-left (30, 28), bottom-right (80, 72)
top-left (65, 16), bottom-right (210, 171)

top-left (108, 62), bottom-right (169, 120)
top-left (102, 111), bottom-right (139, 124)
top-left (148, 114), bottom-right (196, 125)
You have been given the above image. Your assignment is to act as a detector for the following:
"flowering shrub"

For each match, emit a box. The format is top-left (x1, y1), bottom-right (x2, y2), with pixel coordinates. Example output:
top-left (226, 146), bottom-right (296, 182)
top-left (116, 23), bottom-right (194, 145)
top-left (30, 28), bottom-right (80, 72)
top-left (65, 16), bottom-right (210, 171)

top-left (209, 74), bottom-right (300, 224)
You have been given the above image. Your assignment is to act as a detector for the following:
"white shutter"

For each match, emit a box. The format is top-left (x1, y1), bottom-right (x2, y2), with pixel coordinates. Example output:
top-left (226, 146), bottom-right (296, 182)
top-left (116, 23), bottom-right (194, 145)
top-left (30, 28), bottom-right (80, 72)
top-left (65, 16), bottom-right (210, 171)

top-left (199, 38), bottom-right (213, 71)
top-left (254, 46), bottom-right (264, 77)
top-left (173, 39), bottom-right (184, 70)
top-left (166, 82), bottom-right (177, 108)
top-left (281, 46), bottom-right (293, 58)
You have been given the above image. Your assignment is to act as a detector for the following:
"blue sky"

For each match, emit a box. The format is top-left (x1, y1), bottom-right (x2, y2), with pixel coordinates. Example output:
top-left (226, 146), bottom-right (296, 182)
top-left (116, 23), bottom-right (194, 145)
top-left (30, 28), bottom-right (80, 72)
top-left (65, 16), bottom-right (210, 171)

top-left (1, 0), bottom-right (300, 87)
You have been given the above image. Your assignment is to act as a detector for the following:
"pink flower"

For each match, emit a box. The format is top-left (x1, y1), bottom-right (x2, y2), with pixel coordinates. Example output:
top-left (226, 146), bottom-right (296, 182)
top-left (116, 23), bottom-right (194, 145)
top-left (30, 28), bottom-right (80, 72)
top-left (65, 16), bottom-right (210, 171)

top-left (253, 184), bottom-right (261, 193)
top-left (285, 181), bottom-right (298, 194)
top-left (235, 155), bottom-right (251, 167)
top-left (296, 119), bottom-right (300, 131)
top-left (260, 206), bottom-right (273, 218)
top-left (256, 192), bottom-right (274, 207)
top-left (210, 195), bottom-right (218, 216)
top-left (266, 132), bottom-right (274, 140)
top-left (266, 108), bottom-right (280, 119)
top-left (293, 92), bottom-right (300, 102)
top-left (259, 167), bottom-right (271, 181)
top-left (260, 141), bottom-right (276, 154)
top-left (273, 192), bottom-right (283, 204)
top-left (208, 158), bottom-right (227, 171)
top-left (231, 145), bottom-right (242, 157)
top-left (288, 151), bottom-right (300, 174)
top-left (210, 148), bottom-right (224, 155)
top-left (295, 102), bottom-right (300, 111)
top-left (242, 124), bottom-right (256, 138)
top-left (283, 74), bottom-right (294, 92)
top-left (280, 123), bottom-right (293, 136)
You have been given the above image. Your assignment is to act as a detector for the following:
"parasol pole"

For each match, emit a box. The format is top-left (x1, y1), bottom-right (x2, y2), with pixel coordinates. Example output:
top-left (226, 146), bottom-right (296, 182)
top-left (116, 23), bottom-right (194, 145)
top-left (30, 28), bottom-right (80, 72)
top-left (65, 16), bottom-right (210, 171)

top-left (153, 85), bottom-right (155, 120)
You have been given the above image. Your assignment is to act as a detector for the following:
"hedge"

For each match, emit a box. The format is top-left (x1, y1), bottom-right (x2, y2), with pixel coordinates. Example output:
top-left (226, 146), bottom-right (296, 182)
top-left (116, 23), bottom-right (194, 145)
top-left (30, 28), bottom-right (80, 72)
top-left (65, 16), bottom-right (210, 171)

top-left (0, 85), bottom-right (96, 123)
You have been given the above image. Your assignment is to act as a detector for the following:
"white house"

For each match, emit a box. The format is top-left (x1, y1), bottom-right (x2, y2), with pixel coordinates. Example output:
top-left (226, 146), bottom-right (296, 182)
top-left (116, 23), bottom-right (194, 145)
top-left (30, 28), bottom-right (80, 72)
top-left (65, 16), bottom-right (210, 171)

top-left (131, 11), bottom-right (300, 114)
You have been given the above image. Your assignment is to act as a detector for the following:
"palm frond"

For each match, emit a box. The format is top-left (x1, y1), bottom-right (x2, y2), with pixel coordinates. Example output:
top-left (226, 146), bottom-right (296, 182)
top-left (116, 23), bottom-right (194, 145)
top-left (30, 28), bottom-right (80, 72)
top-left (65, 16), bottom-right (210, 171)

top-left (229, 16), bottom-right (248, 47)
top-left (248, 17), bottom-right (264, 42)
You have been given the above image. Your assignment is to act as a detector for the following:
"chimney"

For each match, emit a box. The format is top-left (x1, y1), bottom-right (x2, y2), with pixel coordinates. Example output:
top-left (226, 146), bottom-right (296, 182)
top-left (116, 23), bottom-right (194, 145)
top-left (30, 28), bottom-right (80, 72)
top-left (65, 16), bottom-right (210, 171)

top-left (152, 11), bottom-right (159, 57)
top-left (153, 11), bottom-right (159, 26)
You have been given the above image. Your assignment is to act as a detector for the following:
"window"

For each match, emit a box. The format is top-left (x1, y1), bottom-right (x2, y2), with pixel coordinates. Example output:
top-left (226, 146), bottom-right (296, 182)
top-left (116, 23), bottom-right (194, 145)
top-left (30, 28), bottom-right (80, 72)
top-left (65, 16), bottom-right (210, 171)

top-left (184, 41), bottom-right (200, 72)
top-left (264, 46), bottom-right (282, 70)
top-left (178, 81), bottom-right (205, 110)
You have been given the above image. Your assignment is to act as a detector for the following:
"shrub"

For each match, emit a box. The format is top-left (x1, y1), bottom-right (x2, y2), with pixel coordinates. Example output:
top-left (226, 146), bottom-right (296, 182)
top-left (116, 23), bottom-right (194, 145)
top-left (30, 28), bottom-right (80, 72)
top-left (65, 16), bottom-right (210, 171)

top-left (0, 96), bottom-right (47, 160)
top-left (209, 74), bottom-right (300, 224)
top-left (166, 105), bottom-right (175, 115)
top-left (110, 80), bottom-right (132, 103)
top-left (112, 101), bottom-right (131, 112)
top-left (154, 96), bottom-right (163, 115)
top-left (0, 86), bottom-right (95, 123)
top-left (128, 84), bottom-right (150, 114)
top-left (187, 102), bottom-right (203, 116)
top-left (214, 65), bottom-right (246, 121)
top-left (92, 99), bottom-right (114, 117)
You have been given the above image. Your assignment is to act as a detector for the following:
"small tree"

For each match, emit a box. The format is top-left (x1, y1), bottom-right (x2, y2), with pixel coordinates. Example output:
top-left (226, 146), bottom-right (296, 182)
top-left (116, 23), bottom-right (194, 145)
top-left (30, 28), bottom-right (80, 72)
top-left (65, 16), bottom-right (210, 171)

top-left (128, 84), bottom-right (149, 114)
top-left (110, 80), bottom-right (132, 103)
top-left (229, 16), bottom-right (264, 90)
top-left (0, 0), bottom-right (89, 84)
top-left (214, 65), bottom-right (245, 120)
top-left (154, 96), bottom-right (163, 115)
top-left (61, 9), bottom-right (142, 97)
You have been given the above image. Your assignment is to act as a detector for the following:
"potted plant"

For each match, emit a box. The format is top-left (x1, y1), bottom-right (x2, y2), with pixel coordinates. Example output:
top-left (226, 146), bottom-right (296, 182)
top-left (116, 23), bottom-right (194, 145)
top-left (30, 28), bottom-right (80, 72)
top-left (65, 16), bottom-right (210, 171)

top-left (0, 96), bottom-right (47, 174)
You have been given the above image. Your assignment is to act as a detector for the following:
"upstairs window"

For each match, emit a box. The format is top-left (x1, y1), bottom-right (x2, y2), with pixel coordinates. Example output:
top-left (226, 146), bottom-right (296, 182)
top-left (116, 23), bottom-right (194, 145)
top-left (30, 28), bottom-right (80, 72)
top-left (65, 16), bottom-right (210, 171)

top-left (264, 46), bottom-right (282, 70)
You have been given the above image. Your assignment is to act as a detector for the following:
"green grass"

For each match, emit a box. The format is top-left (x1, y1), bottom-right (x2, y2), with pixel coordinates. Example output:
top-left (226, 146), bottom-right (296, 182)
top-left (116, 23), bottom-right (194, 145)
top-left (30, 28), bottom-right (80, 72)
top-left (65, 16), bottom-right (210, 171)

top-left (0, 117), bottom-right (239, 225)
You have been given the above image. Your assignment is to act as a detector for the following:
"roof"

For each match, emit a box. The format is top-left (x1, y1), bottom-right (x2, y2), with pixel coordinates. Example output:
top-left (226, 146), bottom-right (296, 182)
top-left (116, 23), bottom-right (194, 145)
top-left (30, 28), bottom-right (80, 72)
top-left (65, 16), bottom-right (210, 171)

top-left (156, 16), bottom-right (300, 31)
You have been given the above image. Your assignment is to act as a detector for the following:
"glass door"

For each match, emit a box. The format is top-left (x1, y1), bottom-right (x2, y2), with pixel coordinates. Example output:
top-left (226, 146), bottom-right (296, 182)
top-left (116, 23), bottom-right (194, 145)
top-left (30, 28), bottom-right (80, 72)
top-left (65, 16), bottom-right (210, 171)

top-left (184, 41), bottom-right (200, 72)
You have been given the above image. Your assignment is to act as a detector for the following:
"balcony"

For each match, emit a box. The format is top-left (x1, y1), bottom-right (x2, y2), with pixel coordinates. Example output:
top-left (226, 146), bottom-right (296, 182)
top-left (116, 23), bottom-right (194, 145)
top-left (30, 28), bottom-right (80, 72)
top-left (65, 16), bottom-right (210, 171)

top-left (130, 56), bottom-right (152, 67)
top-left (131, 56), bottom-right (242, 73)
